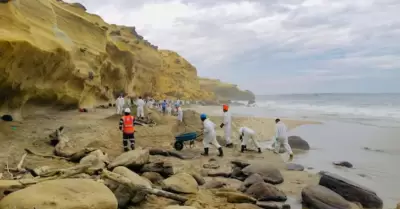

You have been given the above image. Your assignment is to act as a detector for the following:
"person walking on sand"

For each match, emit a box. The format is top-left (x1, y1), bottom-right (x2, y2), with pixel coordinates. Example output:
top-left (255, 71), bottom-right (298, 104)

top-left (167, 102), bottom-right (172, 115)
top-left (274, 118), bottom-right (294, 161)
top-left (176, 104), bottom-right (183, 122)
top-left (136, 96), bottom-right (145, 119)
top-left (119, 108), bottom-right (135, 152)
top-left (239, 127), bottom-right (262, 153)
top-left (220, 104), bottom-right (233, 147)
top-left (161, 100), bottom-right (167, 115)
top-left (200, 113), bottom-right (223, 157)
top-left (116, 94), bottom-right (125, 115)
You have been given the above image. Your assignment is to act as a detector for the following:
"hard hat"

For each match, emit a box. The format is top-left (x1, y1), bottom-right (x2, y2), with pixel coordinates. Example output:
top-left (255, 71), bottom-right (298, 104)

top-left (223, 104), bottom-right (229, 111)
top-left (239, 127), bottom-right (244, 133)
top-left (124, 108), bottom-right (131, 113)
top-left (200, 113), bottom-right (207, 120)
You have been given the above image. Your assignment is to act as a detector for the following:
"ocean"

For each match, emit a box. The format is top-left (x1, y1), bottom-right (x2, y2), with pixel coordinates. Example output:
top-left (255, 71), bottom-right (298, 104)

top-left (231, 93), bottom-right (400, 208)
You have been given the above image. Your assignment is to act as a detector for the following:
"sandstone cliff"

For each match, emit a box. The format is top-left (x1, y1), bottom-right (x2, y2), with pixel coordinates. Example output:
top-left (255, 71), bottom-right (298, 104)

top-left (0, 0), bottom-right (213, 118)
top-left (199, 78), bottom-right (255, 101)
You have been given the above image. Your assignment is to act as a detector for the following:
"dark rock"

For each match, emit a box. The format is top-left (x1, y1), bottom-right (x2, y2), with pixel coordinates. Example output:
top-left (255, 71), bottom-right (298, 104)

top-left (140, 161), bottom-right (174, 178)
top-left (207, 171), bottom-right (231, 178)
top-left (240, 174), bottom-right (264, 192)
top-left (302, 185), bottom-right (351, 209)
top-left (230, 166), bottom-right (246, 181)
top-left (333, 161), bottom-right (353, 168)
top-left (0, 0), bottom-right (10, 3)
top-left (286, 163), bottom-right (305, 171)
top-left (142, 172), bottom-right (164, 184)
top-left (109, 30), bottom-right (121, 36)
top-left (1, 115), bottom-right (13, 122)
top-left (203, 180), bottom-right (226, 189)
top-left (319, 172), bottom-right (383, 209)
top-left (242, 163), bottom-right (284, 185)
top-left (245, 182), bottom-right (287, 202)
top-left (256, 202), bottom-right (291, 209)
top-left (288, 136), bottom-right (310, 150)
top-left (231, 160), bottom-right (251, 169)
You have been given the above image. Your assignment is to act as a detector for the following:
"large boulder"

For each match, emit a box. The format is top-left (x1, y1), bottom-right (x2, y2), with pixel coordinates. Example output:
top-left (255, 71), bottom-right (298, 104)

top-left (203, 180), bottom-right (226, 189)
top-left (108, 148), bottom-right (149, 170)
top-left (142, 172), bottom-right (164, 184)
top-left (215, 191), bottom-right (257, 204)
top-left (242, 163), bottom-right (284, 185)
top-left (162, 173), bottom-right (198, 194)
top-left (239, 173), bottom-right (264, 192)
top-left (113, 166), bottom-right (151, 188)
top-left (0, 179), bottom-right (117, 209)
top-left (286, 163), bottom-right (305, 171)
top-left (288, 136), bottom-right (310, 150)
top-left (112, 167), bottom-right (152, 206)
top-left (140, 160), bottom-right (174, 178)
top-left (245, 182), bottom-right (287, 202)
top-left (319, 172), bottom-right (383, 209)
top-left (302, 185), bottom-right (351, 209)
top-left (79, 149), bottom-right (109, 174)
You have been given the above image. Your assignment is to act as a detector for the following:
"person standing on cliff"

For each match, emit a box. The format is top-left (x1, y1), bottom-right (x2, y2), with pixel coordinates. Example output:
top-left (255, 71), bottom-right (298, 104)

top-left (116, 94), bottom-right (125, 115)
top-left (200, 113), bottom-right (223, 157)
top-left (119, 108), bottom-right (135, 151)
top-left (220, 104), bottom-right (233, 147)
top-left (274, 118), bottom-right (294, 161)
top-left (136, 96), bottom-right (145, 119)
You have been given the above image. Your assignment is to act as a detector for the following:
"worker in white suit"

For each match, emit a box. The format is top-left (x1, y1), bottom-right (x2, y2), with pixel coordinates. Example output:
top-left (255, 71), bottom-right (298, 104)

top-left (220, 104), bottom-right (233, 147)
top-left (136, 96), bottom-right (145, 119)
top-left (200, 113), bottom-right (223, 157)
top-left (239, 127), bottom-right (261, 153)
top-left (274, 118), bottom-right (294, 161)
top-left (115, 94), bottom-right (125, 115)
top-left (176, 104), bottom-right (183, 122)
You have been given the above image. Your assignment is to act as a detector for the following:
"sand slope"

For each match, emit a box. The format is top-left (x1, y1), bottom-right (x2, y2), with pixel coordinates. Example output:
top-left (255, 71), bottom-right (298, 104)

top-left (0, 0), bottom-right (214, 118)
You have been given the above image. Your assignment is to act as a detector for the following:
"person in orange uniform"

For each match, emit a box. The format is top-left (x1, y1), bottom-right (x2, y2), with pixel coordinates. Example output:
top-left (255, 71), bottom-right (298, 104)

top-left (119, 108), bottom-right (136, 152)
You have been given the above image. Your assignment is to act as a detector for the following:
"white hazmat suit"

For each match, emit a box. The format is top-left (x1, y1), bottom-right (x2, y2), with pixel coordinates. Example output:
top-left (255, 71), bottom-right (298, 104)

top-left (223, 111), bottom-right (232, 145)
top-left (177, 106), bottom-right (183, 122)
top-left (239, 127), bottom-right (261, 152)
top-left (202, 118), bottom-right (221, 149)
top-left (136, 98), bottom-right (145, 118)
top-left (116, 96), bottom-right (125, 115)
top-left (274, 121), bottom-right (293, 155)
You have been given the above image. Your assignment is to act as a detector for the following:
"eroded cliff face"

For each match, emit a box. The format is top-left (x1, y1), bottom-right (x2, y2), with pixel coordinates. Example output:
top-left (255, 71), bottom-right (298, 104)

top-left (199, 78), bottom-right (255, 101)
top-left (0, 0), bottom-right (212, 118)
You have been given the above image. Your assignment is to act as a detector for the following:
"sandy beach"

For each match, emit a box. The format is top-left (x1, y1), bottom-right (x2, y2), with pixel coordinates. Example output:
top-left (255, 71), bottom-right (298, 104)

top-left (0, 104), bottom-right (323, 209)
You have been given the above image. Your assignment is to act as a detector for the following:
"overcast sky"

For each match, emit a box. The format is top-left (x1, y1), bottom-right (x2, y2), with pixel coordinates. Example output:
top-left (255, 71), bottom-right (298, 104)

top-left (65, 0), bottom-right (400, 94)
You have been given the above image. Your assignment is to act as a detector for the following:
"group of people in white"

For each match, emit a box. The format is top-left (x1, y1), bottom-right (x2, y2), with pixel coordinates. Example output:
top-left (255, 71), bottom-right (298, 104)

top-left (115, 94), bottom-right (184, 121)
top-left (200, 104), bottom-right (294, 161)
top-left (116, 94), bottom-right (293, 161)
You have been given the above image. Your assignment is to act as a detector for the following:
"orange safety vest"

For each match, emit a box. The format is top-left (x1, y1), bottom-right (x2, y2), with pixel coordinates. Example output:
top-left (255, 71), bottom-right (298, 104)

top-left (122, 115), bottom-right (135, 134)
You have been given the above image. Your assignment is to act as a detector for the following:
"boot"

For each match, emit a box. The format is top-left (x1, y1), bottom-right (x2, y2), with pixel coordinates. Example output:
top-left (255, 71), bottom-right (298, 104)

top-left (241, 145), bottom-right (246, 153)
top-left (289, 154), bottom-right (294, 161)
top-left (244, 145), bottom-right (247, 150)
top-left (124, 147), bottom-right (129, 152)
top-left (218, 147), bottom-right (224, 157)
top-left (201, 148), bottom-right (209, 156)
top-left (258, 148), bottom-right (262, 153)
top-left (226, 143), bottom-right (233, 148)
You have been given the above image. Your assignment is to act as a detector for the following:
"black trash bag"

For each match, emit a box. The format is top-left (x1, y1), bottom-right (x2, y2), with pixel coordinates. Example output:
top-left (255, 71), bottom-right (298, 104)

top-left (1, 115), bottom-right (13, 122)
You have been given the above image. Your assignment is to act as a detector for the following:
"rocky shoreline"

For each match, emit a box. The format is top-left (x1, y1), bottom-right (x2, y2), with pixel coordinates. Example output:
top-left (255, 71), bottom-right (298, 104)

top-left (0, 107), bottom-right (389, 209)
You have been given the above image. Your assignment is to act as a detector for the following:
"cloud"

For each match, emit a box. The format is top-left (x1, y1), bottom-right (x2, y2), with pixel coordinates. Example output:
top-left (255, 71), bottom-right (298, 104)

top-left (65, 0), bottom-right (400, 94)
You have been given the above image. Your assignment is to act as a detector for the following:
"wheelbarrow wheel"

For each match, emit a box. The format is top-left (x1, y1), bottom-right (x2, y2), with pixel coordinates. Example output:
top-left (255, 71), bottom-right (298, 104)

top-left (174, 141), bottom-right (184, 151)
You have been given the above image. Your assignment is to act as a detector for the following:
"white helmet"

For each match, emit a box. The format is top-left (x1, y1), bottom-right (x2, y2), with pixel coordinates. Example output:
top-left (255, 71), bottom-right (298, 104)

top-left (124, 108), bottom-right (131, 113)
top-left (239, 127), bottom-right (244, 134)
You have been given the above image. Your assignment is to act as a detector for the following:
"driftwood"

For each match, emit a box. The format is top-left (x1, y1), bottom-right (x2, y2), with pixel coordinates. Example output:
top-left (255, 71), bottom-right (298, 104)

top-left (0, 163), bottom-right (91, 190)
top-left (25, 148), bottom-right (69, 160)
top-left (8, 153), bottom-right (28, 173)
top-left (101, 169), bottom-right (188, 203)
